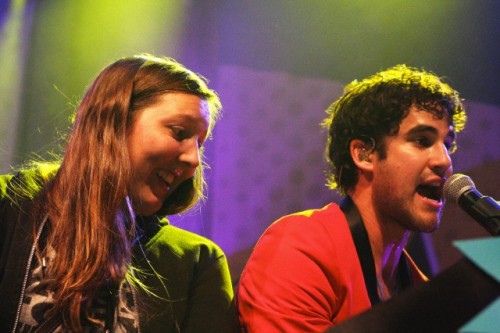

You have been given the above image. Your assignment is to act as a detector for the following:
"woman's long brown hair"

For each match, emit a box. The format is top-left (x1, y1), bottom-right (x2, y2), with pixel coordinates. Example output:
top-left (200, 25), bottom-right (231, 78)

top-left (35, 54), bottom-right (221, 330)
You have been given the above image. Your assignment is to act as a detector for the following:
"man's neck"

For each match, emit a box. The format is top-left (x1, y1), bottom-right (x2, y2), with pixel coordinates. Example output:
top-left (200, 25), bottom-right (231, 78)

top-left (350, 191), bottom-right (411, 285)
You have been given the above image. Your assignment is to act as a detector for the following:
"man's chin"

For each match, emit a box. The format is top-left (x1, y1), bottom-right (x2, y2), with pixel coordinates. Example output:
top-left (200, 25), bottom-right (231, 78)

top-left (417, 219), bottom-right (440, 233)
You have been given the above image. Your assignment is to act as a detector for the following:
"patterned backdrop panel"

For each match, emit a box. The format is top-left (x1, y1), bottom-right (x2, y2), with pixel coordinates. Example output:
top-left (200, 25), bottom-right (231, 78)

top-left (210, 65), bottom-right (344, 255)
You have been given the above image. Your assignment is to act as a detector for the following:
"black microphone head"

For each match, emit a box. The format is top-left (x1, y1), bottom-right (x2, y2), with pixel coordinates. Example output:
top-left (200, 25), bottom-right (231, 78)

top-left (444, 173), bottom-right (476, 203)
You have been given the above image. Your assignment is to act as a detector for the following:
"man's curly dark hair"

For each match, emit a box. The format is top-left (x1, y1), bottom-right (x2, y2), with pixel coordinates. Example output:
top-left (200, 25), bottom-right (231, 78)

top-left (322, 64), bottom-right (467, 195)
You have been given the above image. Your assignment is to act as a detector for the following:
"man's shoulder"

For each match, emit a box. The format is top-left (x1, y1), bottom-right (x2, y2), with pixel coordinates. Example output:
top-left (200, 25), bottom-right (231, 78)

top-left (270, 202), bottom-right (346, 232)
top-left (254, 202), bottom-right (352, 254)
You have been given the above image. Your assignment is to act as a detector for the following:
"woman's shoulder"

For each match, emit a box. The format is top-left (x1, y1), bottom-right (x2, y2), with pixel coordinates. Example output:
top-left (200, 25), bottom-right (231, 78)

top-left (0, 174), bottom-right (14, 200)
top-left (145, 220), bottom-right (226, 263)
top-left (0, 163), bottom-right (58, 202)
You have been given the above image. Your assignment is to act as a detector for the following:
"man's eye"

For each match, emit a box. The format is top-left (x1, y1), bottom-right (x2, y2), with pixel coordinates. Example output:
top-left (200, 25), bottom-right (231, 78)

top-left (414, 136), bottom-right (432, 147)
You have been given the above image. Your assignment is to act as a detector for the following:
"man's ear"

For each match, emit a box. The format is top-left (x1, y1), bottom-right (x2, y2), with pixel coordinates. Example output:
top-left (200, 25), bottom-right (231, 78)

top-left (350, 139), bottom-right (373, 170)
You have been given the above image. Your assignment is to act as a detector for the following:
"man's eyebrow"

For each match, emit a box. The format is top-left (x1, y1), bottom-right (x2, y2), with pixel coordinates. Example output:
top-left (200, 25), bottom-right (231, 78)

top-left (406, 125), bottom-right (438, 136)
top-left (406, 125), bottom-right (456, 140)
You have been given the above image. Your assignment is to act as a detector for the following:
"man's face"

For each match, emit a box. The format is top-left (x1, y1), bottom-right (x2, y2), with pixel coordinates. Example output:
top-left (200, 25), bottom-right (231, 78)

top-left (371, 106), bottom-right (455, 233)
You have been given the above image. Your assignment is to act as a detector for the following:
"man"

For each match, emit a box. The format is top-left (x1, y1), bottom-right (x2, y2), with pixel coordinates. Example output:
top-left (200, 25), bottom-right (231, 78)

top-left (236, 65), bottom-right (467, 332)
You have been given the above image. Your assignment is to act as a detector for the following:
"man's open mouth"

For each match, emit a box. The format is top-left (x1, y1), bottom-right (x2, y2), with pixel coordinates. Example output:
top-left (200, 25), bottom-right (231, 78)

top-left (416, 185), bottom-right (442, 202)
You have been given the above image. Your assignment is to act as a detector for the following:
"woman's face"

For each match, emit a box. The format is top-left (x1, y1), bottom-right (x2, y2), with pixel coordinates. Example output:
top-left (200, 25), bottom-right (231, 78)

top-left (127, 92), bottom-right (209, 216)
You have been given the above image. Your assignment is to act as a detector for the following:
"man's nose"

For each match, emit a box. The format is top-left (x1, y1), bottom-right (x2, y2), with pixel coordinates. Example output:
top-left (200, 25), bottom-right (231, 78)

top-left (430, 143), bottom-right (452, 176)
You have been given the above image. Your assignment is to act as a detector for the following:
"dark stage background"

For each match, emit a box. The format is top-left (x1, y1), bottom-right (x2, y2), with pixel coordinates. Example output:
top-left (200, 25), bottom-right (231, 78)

top-left (1, 0), bottom-right (499, 282)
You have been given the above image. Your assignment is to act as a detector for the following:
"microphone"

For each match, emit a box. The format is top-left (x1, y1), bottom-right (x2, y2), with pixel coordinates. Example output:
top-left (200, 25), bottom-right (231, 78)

top-left (443, 173), bottom-right (500, 236)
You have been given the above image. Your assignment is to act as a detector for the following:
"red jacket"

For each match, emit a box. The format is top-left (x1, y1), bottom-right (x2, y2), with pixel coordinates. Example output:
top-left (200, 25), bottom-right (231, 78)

top-left (237, 203), bottom-right (427, 333)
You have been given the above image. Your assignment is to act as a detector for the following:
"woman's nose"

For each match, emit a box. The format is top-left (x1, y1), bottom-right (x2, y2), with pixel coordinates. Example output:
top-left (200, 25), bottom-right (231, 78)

top-left (179, 139), bottom-right (200, 168)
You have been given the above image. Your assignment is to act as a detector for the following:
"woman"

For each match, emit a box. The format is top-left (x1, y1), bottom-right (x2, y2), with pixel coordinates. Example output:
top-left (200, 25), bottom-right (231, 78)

top-left (0, 54), bottom-right (239, 332)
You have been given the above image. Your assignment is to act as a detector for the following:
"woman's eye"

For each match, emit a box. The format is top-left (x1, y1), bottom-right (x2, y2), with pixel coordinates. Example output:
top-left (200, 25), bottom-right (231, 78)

top-left (172, 127), bottom-right (187, 140)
